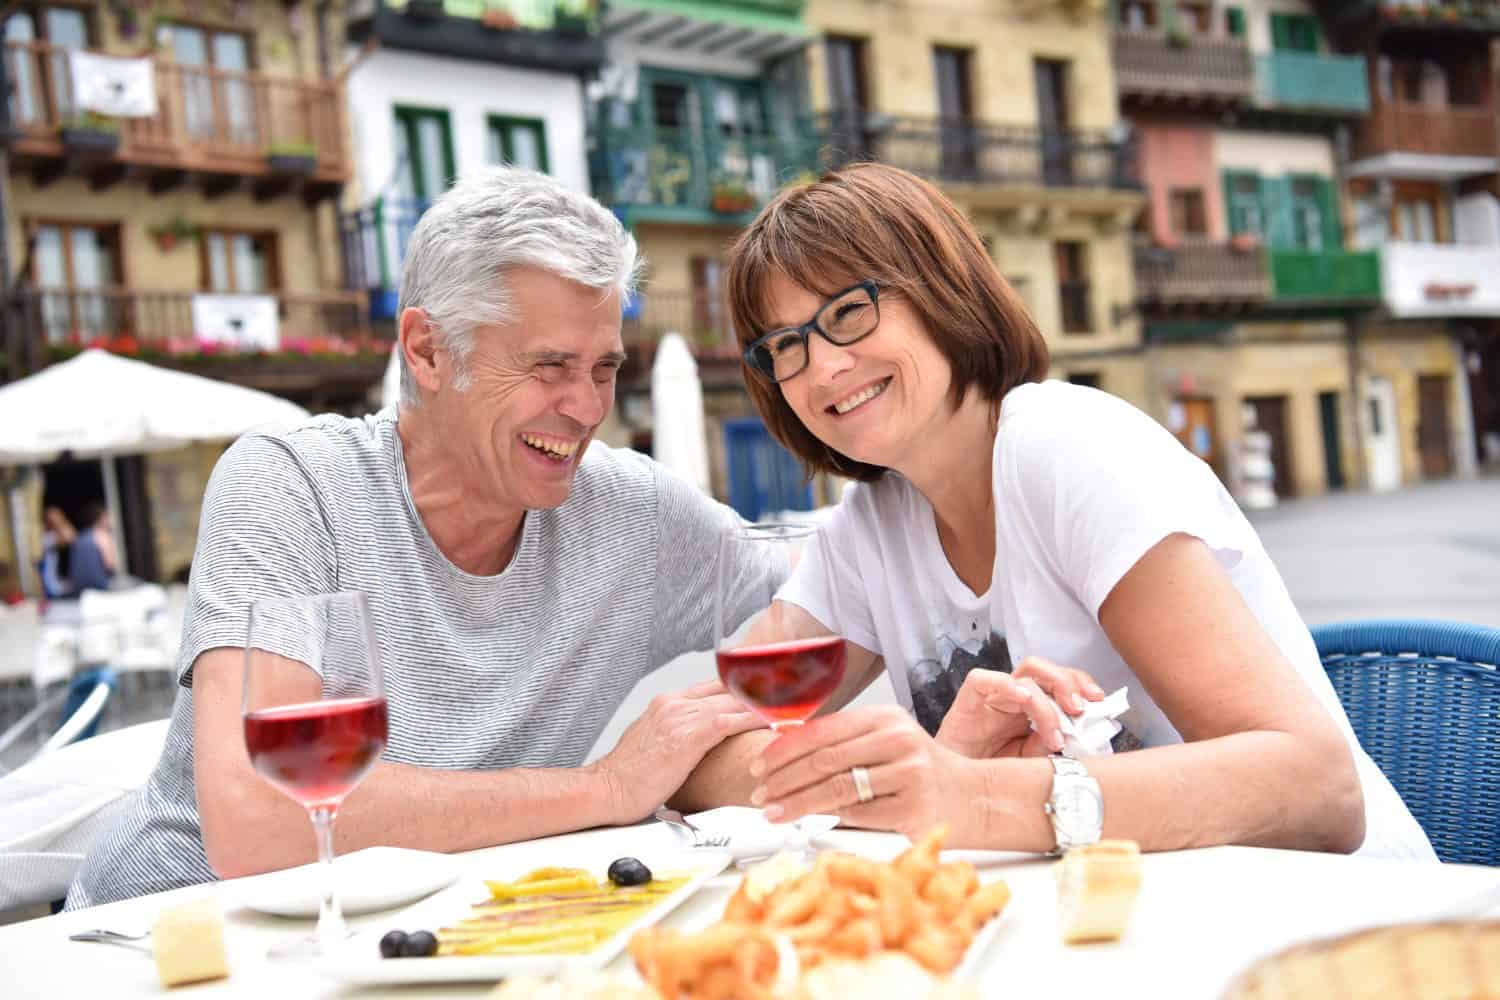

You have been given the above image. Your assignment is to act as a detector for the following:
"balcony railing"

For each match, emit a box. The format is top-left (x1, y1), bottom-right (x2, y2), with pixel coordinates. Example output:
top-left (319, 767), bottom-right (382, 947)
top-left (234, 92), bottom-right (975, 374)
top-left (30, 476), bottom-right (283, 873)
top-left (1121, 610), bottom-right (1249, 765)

top-left (817, 112), bottom-right (1139, 190)
top-left (1379, 241), bottom-right (1500, 317)
top-left (1354, 101), bottom-right (1499, 159)
top-left (1375, 0), bottom-right (1500, 28)
top-left (351, 0), bottom-right (604, 73)
top-left (10, 286), bottom-right (375, 377)
top-left (622, 289), bottom-right (742, 365)
top-left (2, 41), bottom-right (349, 183)
top-left (339, 198), bottom-right (431, 317)
top-left (1268, 249), bottom-right (1382, 302)
top-left (1135, 241), bottom-right (1272, 304)
top-left (1112, 30), bottom-right (1255, 106)
top-left (590, 126), bottom-right (822, 217)
top-left (1255, 51), bottom-right (1370, 115)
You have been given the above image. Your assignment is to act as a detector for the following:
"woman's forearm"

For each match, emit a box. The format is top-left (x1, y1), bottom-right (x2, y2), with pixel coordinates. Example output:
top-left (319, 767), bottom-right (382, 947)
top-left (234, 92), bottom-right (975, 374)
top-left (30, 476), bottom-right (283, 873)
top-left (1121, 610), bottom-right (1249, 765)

top-left (969, 730), bottom-right (1364, 854)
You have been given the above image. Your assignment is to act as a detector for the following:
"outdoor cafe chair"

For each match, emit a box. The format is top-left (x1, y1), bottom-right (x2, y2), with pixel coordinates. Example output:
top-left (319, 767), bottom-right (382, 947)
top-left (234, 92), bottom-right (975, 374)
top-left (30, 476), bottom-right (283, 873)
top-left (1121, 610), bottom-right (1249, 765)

top-left (1311, 619), bottom-right (1500, 867)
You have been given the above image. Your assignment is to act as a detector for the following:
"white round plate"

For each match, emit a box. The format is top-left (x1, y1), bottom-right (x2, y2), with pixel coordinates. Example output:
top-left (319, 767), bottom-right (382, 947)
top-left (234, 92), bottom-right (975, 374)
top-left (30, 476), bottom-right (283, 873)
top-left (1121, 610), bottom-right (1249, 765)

top-left (237, 846), bottom-right (461, 918)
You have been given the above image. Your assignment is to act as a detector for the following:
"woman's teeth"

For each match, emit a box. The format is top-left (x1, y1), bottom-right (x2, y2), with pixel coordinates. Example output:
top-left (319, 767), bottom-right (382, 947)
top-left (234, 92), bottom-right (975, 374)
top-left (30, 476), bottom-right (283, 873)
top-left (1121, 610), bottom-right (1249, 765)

top-left (833, 380), bottom-right (888, 415)
top-left (521, 434), bottom-right (578, 458)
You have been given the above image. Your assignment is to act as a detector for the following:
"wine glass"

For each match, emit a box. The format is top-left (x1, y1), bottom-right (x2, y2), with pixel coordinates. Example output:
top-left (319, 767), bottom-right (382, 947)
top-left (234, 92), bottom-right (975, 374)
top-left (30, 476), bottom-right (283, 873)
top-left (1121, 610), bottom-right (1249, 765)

top-left (242, 591), bottom-right (387, 958)
top-left (715, 522), bottom-right (848, 854)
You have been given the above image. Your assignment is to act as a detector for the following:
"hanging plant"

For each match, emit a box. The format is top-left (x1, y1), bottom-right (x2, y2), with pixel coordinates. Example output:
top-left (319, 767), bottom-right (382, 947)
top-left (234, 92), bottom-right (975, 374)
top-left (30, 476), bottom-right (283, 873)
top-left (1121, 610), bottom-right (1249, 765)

top-left (148, 214), bottom-right (200, 252)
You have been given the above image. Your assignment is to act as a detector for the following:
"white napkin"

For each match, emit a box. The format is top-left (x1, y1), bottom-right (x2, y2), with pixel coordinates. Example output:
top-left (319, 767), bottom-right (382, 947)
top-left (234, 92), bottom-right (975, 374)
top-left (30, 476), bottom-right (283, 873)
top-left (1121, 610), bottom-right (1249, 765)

top-left (683, 806), bottom-right (839, 861)
top-left (1031, 686), bottom-right (1130, 758)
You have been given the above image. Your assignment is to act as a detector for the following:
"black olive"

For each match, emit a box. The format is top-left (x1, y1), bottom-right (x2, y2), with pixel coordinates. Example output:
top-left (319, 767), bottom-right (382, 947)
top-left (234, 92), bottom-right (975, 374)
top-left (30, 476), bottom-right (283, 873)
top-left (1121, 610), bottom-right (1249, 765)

top-left (608, 857), bottom-right (653, 887)
top-left (401, 930), bottom-right (439, 958)
top-left (379, 929), bottom-right (407, 958)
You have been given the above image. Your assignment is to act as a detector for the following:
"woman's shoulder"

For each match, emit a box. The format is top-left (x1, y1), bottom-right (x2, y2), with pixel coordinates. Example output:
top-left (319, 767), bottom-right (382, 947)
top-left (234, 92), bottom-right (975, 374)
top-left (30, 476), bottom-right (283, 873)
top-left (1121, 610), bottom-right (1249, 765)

top-left (997, 382), bottom-right (1183, 467)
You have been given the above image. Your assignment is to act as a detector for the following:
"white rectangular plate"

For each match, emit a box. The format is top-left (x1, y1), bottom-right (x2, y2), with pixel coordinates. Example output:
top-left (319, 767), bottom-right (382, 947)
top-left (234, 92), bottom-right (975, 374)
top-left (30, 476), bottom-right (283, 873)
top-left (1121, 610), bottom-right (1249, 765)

top-left (313, 849), bottom-right (731, 986)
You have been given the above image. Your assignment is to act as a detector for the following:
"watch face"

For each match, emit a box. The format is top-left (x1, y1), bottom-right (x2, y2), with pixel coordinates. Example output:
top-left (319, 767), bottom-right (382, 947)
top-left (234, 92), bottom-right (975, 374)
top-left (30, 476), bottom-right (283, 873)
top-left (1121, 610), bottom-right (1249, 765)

top-left (1059, 779), bottom-right (1103, 838)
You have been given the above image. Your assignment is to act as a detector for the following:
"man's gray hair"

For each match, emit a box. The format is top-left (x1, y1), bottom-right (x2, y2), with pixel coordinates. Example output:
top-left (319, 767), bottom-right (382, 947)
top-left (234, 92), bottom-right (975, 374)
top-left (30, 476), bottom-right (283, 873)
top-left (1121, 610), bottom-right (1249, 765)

top-left (396, 166), bottom-right (641, 405)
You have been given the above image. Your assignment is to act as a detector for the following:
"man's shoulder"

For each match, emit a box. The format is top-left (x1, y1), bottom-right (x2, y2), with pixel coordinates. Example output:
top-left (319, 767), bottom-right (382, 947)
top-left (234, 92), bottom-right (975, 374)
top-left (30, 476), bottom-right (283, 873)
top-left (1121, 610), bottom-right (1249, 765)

top-left (568, 442), bottom-right (664, 506)
top-left (215, 411), bottom-right (394, 489)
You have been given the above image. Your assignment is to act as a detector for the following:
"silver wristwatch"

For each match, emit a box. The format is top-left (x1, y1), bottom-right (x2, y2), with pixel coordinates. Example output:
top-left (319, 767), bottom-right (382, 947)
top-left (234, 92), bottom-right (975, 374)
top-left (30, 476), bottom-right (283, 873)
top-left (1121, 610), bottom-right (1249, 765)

top-left (1044, 755), bottom-right (1103, 854)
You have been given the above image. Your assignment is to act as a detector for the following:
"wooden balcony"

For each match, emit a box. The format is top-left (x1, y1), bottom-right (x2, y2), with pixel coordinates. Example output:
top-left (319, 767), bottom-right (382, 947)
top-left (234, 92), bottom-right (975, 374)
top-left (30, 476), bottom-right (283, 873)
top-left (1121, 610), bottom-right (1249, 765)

top-left (1353, 101), bottom-right (1500, 160)
top-left (1113, 30), bottom-right (1255, 110)
top-left (1, 41), bottom-right (349, 201)
top-left (1134, 240), bottom-right (1271, 310)
top-left (7, 286), bottom-right (382, 391)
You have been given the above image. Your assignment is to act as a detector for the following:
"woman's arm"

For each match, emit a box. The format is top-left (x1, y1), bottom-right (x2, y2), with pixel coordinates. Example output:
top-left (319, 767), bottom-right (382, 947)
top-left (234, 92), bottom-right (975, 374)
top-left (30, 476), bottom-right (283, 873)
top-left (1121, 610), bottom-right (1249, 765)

top-left (754, 535), bottom-right (1364, 854)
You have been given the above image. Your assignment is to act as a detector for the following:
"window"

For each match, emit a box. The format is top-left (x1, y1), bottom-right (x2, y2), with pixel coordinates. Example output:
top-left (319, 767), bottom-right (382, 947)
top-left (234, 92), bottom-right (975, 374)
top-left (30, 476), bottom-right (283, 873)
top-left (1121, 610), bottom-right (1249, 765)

top-left (650, 80), bottom-right (694, 130)
top-left (30, 220), bottom-right (122, 342)
top-left (168, 24), bottom-right (254, 142)
top-left (1224, 172), bottom-right (1263, 236)
top-left (201, 230), bottom-right (278, 293)
top-left (392, 106), bottom-right (454, 203)
top-left (1035, 59), bottom-right (1072, 186)
top-left (1177, 3), bottom-right (1213, 34)
top-left (1396, 199), bottom-right (1438, 243)
top-left (1289, 177), bottom-right (1327, 250)
top-left (1120, 1), bottom-right (1156, 28)
top-left (691, 256), bottom-right (729, 342)
top-left (1054, 242), bottom-right (1091, 334)
top-left (5, 6), bottom-right (92, 124)
top-left (1224, 6), bottom-right (1245, 37)
top-left (487, 116), bottom-right (548, 173)
top-left (1169, 188), bottom-right (1208, 236)
top-left (825, 36), bottom-right (871, 156)
top-left (934, 47), bottom-right (975, 177)
top-left (1270, 13), bottom-right (1320, 52)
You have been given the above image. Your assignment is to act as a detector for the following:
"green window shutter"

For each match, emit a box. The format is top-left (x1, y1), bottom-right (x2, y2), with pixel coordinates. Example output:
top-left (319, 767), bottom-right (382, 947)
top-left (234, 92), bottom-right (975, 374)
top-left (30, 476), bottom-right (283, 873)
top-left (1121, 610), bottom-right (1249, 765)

top-left (1262, 176), bottom-right (1293, 249)
top-left (1225, 6), bottom-right (1245, 36)
top-left (1223, 170), bottom-right (1262, 236)
top-left (1270, 13), bottom-right (1293, 50)
top-left (1316, 177), bottom-right (1342, 249)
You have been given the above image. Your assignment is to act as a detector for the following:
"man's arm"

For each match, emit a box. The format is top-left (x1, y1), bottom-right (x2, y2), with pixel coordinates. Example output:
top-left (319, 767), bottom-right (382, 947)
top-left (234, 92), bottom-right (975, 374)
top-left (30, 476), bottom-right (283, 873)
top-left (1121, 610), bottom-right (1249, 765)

top-left (195, 651), bottom-right (761, 878)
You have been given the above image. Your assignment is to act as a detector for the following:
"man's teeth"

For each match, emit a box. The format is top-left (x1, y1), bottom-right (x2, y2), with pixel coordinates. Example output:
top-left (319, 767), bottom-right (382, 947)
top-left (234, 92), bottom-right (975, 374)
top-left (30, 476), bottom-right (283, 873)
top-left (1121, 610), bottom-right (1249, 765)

top-left (521, 434), bottom-right (578, 457)
top-left (834, 380), bottom-right (888, 415)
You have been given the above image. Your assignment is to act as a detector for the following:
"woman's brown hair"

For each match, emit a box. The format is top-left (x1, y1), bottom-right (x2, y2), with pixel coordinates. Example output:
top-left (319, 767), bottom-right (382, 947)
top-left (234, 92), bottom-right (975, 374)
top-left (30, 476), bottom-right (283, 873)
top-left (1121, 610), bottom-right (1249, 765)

top-left (725, 162), bottom-right (1050, 481)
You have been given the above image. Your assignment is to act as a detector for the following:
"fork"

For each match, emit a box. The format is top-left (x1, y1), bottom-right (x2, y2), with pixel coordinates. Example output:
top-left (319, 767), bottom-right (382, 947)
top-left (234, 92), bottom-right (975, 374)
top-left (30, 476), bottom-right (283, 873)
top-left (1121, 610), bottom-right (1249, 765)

top-left (654, 806), bottom-right (731, 849)
top-left (70, 929), bottom-right (151, 954)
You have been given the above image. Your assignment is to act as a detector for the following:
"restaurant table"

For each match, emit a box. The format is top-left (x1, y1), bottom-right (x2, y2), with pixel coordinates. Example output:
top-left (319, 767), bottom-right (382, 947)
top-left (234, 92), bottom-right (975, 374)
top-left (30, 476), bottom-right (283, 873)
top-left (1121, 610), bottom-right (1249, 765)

top-left (2, 821), bottom-right (1496, 999)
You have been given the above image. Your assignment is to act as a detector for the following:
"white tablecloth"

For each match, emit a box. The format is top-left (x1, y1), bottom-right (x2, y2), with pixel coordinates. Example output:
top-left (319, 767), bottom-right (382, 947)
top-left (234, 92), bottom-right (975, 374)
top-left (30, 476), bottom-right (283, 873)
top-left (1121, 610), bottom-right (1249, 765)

top-left (0, 821), bottom-right (1496, 999)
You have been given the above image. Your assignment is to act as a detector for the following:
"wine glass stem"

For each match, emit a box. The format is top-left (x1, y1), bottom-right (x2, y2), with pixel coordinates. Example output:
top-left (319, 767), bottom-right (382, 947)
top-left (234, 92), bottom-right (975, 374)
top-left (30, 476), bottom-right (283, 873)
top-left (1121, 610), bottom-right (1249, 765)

top-left (310, 805), bottom-right (345, 951)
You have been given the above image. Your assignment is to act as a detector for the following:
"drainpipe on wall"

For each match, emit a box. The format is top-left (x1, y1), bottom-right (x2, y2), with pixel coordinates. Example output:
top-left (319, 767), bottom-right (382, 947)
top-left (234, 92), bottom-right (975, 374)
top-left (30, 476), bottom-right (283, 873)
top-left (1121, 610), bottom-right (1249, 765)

top-left (1331, 123), bottom-right (1370, 491)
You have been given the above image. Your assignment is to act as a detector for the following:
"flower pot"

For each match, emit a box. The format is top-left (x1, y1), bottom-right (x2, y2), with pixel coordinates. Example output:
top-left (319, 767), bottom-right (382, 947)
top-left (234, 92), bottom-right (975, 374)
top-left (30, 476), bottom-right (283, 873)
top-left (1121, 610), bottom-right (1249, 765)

top-left (1230, 234), bottom-right (1261, 253)
top-left (153, 233), bottom-right (179, 252)
top-left (267, 152), bottom-right (317, 175)
top-left (60, 127), bottom-right (120, 156)
top-left (711, 193), bottom-right (754, 215)
top-left (481, 9), bottom-right (518, 29)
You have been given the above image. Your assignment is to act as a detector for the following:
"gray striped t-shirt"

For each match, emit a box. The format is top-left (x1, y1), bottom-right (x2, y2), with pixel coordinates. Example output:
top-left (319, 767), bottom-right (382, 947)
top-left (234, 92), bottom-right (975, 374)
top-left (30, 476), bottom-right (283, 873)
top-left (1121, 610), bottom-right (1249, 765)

top-left (66, 410), bottom-right (782, 908)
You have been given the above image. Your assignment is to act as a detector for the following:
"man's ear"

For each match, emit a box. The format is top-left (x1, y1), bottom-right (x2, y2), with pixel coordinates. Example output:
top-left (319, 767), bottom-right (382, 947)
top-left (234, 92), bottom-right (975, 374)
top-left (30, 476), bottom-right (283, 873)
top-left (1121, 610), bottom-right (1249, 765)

top-left (398, 307), bottom-right (443, 396)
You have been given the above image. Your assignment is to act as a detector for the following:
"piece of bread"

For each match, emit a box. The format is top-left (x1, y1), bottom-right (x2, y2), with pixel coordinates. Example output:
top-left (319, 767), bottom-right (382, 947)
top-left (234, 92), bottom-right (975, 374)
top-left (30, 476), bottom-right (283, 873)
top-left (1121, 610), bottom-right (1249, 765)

top-left (151, 898), bottom-right (229, 987)
top-left (1054, 840), bottom-right (1142, 945)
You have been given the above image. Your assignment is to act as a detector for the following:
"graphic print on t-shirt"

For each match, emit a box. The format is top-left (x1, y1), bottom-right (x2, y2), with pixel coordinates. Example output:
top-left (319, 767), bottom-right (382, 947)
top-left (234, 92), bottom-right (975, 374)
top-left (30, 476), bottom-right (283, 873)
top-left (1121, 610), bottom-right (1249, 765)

top-left (910, 629), bottom-right (1013, 735)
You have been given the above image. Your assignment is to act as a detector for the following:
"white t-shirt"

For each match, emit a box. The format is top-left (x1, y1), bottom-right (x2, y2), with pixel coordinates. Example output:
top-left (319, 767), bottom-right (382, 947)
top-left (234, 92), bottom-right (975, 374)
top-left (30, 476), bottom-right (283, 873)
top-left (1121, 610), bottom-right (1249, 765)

top-left (780, 381), bottom-right (1434, 862)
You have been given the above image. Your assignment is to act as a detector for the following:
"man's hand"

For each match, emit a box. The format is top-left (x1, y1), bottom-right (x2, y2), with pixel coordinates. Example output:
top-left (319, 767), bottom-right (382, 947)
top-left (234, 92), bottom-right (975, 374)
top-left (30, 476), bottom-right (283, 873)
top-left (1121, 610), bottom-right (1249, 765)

top-left (934, 657), bottom-right (1105, 759)
top-left (590, 680), bottom-right (766, 824)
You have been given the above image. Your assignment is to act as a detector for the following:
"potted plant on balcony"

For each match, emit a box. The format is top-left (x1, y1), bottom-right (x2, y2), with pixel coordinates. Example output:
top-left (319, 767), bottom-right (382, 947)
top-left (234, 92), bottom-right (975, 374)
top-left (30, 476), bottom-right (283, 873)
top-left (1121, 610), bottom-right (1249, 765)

top-left (148, 214), bottom-right (199, 253)
top-left (553, 0), bottom-right (593, 36)
top-left (1230, 231), bottom-right (1262, 253)
top-left (60, 112), bottom-right (121, 155)
top-left (266, 140), bottom-right (318, 175)
top-left (480, 4), bottom-right (519, 30)
top-left (710, 178), bottom-right (756, 215)
top-left (406, 0), bottom-right (446, 19)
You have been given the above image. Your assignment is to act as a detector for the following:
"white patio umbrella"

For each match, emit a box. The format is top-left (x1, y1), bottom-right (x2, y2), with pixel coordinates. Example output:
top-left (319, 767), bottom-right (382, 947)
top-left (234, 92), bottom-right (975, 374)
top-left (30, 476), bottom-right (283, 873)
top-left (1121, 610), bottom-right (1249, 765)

top-left (0, 350), bottom-right (309, 587)
top-left (650, 333), bottom-right (710, 494)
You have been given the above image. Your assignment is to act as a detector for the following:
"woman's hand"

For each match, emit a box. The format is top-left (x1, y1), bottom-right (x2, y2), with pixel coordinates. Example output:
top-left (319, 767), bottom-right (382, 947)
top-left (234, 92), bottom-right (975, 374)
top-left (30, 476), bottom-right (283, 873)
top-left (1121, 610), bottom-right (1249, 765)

top-left (749, 706), bottom-right (983, 842)
top-left (934, 657), bottom-right (1106, 760)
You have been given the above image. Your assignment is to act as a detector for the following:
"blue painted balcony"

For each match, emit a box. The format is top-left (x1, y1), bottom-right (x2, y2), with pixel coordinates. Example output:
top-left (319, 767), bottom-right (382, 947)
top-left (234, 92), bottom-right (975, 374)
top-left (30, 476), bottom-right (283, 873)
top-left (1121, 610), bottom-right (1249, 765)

top-left (1255, 51), bottom-right (1370, 116)
top-left (338, 197), bottom-right (430, 320)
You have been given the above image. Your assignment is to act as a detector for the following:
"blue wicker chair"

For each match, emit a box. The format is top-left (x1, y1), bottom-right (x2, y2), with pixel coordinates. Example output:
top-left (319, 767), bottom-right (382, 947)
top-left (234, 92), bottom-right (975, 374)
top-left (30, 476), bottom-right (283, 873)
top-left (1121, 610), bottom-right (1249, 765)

top-left (1311, 620), bottom-right (1500, 866)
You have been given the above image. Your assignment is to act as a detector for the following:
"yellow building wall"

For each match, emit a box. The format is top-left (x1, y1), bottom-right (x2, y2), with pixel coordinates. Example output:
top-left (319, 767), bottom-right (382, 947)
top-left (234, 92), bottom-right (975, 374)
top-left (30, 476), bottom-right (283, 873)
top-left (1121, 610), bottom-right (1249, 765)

top-left (634, 223), bottom-right (740, 297)
top-left (147, 442), bottom-right (227, 583)
top-left (805, 0), bottom-right (1117, 129)
top-left (1360, 324), bottom-right (1468, 486)
top-left (1147, 327), bottom-right (1358, 498)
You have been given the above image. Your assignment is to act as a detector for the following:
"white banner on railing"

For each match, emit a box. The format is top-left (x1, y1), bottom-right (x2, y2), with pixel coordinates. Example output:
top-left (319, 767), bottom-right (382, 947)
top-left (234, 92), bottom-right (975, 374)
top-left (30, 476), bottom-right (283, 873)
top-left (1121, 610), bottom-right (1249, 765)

top-left (68, 51), bottom-right (158, 118)
top-left (191, 294), bottom-right (280, 351)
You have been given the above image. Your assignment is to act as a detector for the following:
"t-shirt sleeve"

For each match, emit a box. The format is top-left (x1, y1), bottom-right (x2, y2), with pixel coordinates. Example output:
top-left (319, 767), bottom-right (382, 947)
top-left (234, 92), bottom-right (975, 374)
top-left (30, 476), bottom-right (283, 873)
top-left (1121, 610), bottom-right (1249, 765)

top-left (176, 433), bottom-right (338, 687)
top-left (774, 484), bottom-right (881, 656)
top-left (648, 464), bottom-right (789, 666)
top-left (1003, 398), bottom-right (1248, 621)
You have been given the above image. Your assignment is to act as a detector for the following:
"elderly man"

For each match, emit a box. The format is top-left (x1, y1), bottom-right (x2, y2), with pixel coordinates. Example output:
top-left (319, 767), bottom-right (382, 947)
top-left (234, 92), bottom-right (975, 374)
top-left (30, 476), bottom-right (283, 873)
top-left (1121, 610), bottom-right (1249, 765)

top-left (65, 167), bottom-right (780, 908)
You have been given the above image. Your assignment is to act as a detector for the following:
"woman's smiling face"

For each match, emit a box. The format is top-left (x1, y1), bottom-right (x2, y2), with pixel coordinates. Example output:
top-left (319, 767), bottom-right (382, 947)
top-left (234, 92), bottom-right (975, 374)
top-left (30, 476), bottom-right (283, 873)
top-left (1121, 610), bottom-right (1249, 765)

top-left (762, 272), bottom-right (958, 474)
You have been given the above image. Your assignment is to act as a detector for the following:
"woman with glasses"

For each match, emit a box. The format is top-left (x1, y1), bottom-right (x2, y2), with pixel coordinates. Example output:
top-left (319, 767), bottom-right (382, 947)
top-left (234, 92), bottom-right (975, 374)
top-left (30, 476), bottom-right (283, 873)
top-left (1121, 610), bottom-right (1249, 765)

top-left (701, 163), bottom-right (1432, 860)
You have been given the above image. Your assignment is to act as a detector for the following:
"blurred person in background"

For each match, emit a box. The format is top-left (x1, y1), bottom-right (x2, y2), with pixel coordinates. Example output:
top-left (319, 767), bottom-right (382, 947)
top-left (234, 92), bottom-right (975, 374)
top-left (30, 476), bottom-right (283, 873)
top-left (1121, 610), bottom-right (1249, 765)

top-left (64, 502), bottom-right (117, 596)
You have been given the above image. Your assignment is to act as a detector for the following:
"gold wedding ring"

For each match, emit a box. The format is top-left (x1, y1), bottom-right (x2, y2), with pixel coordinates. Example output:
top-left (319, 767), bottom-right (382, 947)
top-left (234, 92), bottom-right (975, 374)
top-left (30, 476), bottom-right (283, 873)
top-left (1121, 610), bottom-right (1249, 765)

top-left (851, 765), bottom-right (874, 804)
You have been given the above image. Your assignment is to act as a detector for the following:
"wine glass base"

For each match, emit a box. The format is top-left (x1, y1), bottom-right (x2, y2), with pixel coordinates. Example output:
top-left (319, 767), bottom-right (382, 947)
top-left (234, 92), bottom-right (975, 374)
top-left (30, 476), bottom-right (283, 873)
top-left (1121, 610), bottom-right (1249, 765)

top-left (265, 928), bottom-right (355, 961)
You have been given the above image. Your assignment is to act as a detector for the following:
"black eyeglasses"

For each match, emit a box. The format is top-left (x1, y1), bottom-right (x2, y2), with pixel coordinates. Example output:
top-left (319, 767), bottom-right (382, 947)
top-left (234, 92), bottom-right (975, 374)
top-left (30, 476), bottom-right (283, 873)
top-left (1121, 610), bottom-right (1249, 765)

top-left (743, 280), bottom-right (881, 383)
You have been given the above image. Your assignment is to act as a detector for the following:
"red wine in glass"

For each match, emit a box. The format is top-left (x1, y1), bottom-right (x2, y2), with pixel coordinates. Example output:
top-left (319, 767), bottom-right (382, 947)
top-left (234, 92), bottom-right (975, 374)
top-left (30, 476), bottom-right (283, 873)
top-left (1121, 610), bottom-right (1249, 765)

top-left (244, 696), bottom-right (388, 809)
top-left (715, 635), bottom-right (847, 727)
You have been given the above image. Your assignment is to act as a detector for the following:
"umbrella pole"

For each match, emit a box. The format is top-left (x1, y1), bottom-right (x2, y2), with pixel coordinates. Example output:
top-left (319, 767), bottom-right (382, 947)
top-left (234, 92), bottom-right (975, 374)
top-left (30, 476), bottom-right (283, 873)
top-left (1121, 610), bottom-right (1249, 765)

top-left (100, 455), bottom-right (130, 579)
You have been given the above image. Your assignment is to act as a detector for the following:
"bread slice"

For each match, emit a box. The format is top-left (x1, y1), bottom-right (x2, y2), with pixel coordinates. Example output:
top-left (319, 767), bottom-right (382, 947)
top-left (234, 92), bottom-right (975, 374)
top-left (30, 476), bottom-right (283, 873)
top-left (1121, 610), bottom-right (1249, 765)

top-left (1054, 840), bottom-right (1142, 945)
top-left (151, 898), bottom-right (229, 987)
